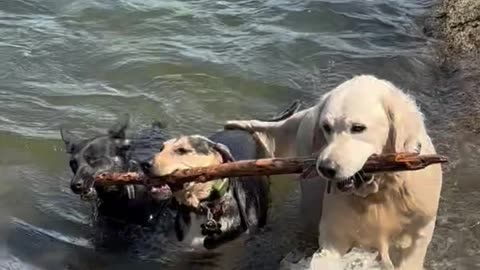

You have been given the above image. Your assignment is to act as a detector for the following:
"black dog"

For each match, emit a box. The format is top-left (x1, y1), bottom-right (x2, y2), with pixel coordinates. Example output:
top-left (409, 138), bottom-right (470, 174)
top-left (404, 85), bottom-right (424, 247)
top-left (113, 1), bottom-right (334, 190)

top-left (60, 114), bottom-right (170, 225)
top-left (141, 100), bottom-right (302, 250)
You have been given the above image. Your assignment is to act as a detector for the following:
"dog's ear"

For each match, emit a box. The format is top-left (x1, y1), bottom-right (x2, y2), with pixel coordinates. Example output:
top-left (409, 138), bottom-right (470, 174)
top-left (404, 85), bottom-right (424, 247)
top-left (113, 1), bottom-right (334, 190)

top-left (197, 137), bottom-right (236, 163)
top-left (60, 128), bottom-right (80, 153)
top-left (108, 113), bottom-right (130, 139)
top-left (260, 100), bottom-right (302, 122)
top-left (383, 88), bottom-right (425, 153)
top-left (211, 142), bottom-right (235, 163)
top-left (295, 93), bottom-right (330, 156)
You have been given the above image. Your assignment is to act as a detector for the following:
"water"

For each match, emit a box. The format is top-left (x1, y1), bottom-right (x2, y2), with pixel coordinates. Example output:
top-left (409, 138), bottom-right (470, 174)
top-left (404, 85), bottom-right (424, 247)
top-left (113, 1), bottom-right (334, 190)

top-left (1, 0), bottom-right (479, 269)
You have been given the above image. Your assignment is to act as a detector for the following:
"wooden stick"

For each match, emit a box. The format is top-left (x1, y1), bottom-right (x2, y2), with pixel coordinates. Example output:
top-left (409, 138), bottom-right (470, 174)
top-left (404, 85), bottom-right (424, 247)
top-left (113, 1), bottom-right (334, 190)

top-left (94, 152), bottom-right (447, 187)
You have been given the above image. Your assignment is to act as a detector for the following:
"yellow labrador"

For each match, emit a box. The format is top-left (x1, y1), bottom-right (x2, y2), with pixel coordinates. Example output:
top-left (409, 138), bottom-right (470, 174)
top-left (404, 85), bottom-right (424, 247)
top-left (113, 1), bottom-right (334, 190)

top-left (225, 75), bottom-right (443, 269)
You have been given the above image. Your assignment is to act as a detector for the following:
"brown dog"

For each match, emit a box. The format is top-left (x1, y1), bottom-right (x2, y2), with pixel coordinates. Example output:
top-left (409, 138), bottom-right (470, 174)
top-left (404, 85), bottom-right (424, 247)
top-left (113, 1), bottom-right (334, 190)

top-left (149, 135), bottom-right (232, 209)
top-left (142, 130), bottom-right (271, 250)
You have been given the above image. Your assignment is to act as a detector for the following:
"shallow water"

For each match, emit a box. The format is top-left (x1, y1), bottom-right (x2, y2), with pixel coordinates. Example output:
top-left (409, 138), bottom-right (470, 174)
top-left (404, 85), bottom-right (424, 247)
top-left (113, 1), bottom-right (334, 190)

top-left (1, 0), bottom-right (479, 269)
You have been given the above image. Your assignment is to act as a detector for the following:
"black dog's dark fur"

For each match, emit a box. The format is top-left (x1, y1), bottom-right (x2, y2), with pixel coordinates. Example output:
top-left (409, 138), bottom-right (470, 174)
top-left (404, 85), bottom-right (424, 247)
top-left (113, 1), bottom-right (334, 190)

top-left (60, 115), bottom-right (170, 225)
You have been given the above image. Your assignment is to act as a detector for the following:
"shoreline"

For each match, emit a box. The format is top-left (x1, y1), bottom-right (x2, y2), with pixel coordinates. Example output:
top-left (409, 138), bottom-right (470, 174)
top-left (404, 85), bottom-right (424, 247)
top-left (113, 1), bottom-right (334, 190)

top-left (423, 1), bottom-right (480, 268)
top-left (425, 0), bottom-right (480, 62)
top-left (424, 0), bottom-right (480, 134)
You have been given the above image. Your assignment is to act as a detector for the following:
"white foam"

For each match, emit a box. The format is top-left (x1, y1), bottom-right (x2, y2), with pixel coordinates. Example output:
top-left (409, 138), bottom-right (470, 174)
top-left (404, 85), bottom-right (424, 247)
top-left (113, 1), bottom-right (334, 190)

top-left (281, 248), bottom-right (383, 270)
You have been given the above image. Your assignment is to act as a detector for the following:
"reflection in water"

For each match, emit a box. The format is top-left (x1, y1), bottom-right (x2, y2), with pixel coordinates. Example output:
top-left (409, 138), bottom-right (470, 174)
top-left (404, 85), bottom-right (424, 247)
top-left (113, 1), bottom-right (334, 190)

top-left (0, 0), bottom-right (479, 269)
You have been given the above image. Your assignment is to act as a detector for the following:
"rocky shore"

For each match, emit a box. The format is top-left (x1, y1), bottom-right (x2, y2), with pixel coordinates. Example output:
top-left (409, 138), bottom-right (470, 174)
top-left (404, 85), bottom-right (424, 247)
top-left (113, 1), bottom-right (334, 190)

top-left (428, 0), bottom-right (480, 59)
top-left (425, 0), bottom-right (480, 135)
top-left (423, 2), bottom-right (480, 268)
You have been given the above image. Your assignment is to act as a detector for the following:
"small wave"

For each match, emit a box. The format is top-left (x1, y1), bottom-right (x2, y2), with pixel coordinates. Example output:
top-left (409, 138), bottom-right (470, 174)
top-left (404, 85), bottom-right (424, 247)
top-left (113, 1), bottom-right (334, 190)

top-left (37, 200), bottom-right (91, 226)
top-left (11, 217), bottom-right (93, 249)
top-left (0, 253), bottom-right (44, 270)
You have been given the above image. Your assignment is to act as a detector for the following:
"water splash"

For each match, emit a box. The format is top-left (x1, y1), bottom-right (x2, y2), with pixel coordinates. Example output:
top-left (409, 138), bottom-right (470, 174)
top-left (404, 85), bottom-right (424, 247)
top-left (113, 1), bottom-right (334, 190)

top-left (281, 248), bottom-right (382, 270)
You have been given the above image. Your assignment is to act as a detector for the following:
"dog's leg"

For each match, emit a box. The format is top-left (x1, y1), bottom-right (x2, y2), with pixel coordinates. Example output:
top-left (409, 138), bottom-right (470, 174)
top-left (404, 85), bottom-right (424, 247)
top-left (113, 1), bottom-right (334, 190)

top-left (310, 225), bottom-right (353, 269)
top-left (377, 239), bottom-right (394, 270)
top-left (396, 219), bottom-right (435, 270)
top-left (309, 240), bottom-right (349, 270)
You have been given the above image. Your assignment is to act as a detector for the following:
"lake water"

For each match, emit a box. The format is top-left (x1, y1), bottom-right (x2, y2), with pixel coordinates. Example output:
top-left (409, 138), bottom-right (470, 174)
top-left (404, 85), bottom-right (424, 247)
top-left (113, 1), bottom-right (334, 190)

top-left (1, 0), bottom-right (479, 269)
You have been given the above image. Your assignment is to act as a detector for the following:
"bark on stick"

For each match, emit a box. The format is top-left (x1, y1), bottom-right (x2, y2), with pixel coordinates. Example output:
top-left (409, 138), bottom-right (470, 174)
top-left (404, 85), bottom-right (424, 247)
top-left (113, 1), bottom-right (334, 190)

top-left (94, 152), bottom-right (447, 187)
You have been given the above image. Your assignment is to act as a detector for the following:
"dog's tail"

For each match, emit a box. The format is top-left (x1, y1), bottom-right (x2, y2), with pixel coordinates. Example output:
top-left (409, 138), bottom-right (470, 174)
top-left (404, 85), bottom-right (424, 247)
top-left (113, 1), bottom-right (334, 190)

top-left (260, 100), bottom-right (302, 122)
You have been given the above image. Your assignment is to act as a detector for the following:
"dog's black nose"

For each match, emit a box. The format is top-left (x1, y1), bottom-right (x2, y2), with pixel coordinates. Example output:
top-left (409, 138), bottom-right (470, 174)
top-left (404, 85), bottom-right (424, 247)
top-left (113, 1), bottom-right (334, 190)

top-left (70, 182), bottom-right (83, 194)
top-left (317, 161), bottom-right (337, 179)
top-left (141, 159), bottom-right (154, 173)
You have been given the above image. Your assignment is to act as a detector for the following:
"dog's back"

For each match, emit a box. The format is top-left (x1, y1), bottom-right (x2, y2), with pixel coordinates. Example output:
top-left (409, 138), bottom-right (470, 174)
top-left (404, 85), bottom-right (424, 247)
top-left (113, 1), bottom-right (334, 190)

top-left (209, 129), bottom-right (270, 229)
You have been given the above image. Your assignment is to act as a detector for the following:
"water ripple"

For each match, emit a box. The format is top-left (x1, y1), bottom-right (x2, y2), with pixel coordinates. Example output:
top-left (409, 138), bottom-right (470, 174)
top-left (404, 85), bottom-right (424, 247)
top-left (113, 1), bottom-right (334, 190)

top-left (11, 217), bottom-right (92, 249)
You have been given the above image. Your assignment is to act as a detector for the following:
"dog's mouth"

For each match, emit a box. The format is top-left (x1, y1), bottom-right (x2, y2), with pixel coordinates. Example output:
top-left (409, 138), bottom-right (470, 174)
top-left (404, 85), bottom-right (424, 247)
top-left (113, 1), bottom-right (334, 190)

top-left (336, 171), bottom-right (374, 192)
top-left (150, 184), bottom-right (173, 201)
top-left (80, 187), bottom-right (97, 201)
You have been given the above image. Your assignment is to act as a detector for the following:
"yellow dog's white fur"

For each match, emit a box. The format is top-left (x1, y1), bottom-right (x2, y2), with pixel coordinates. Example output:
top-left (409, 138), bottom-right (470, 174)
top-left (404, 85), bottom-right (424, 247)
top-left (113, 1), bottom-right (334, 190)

top-left (225, 75), bottom-right (443, 269)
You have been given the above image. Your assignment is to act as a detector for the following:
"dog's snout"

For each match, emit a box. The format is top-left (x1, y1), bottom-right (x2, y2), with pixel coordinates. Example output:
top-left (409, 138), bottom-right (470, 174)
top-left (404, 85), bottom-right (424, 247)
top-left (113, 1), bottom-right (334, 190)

top-left (317, 160), bottom-right (337, 179)
top-left (70, 182), bottom-right (83, 194)
top-left (141, 159), bottom-right (154, 173)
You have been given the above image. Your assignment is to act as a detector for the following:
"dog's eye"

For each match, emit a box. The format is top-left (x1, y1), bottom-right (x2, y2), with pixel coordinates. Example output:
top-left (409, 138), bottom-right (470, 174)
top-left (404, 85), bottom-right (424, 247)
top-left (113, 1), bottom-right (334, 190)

top-left (175, 147), bottom-right (191, 155)
top-left (69, 160), bottom-right (78, 172)
top-left (322, 123), bottom-right (332, 134)
top-left (351, 124), bottom-right (366, 134)
top-left (159, 144), bottom-right (165, 152)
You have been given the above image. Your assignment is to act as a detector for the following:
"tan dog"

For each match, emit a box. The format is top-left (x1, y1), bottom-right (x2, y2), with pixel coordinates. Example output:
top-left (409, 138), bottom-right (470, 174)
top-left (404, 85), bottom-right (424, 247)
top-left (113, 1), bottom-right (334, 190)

top-left (225, 75), bottom-right (443, 269)
top-left (148, 135), bottom-right (228, 209)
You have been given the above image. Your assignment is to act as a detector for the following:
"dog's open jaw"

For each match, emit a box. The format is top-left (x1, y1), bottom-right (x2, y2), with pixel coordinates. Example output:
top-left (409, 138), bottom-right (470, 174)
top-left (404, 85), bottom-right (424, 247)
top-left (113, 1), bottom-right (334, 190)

top-left (147, 135), bottom-right (226, 208)
top-left (336, 171), bottom-right (375, 192)
top-left (81, 187), bottom-right (97, 201)
top-left (150, 184), bottom-right (173, 201)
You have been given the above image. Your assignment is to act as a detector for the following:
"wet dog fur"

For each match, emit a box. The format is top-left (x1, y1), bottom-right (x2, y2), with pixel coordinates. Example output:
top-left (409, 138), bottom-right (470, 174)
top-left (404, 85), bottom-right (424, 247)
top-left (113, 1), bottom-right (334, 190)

top-left (60, 114), bottom-right (170, 225)
top-left (225, 75), bottom-right (443, 269)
